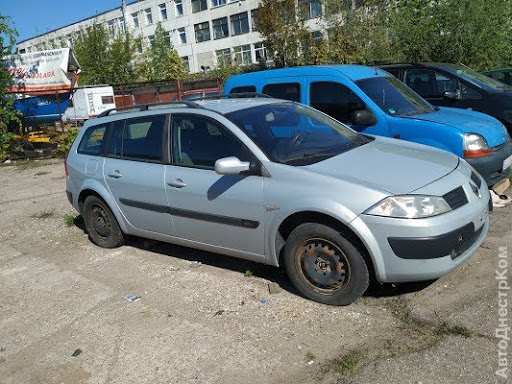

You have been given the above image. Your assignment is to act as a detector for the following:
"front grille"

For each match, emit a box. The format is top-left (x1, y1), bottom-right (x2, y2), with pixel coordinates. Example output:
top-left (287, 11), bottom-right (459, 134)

top-left (471, 171), bottom-right (482, 189)
top-left (443, 186), bottom-right (468, 210)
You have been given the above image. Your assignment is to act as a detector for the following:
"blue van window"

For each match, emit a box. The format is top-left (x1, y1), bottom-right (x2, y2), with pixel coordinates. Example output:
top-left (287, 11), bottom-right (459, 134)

top-left (262, 83), bottom-right (301, 102)
top-left (310, 81), bottom-right (367, 125)
top-left (230, 86), bottom-right (256, 95)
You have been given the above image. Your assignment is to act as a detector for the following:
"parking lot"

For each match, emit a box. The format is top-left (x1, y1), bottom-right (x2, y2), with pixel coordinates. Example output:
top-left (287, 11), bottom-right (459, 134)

top-left (0, 159), bottom-right (508, 384)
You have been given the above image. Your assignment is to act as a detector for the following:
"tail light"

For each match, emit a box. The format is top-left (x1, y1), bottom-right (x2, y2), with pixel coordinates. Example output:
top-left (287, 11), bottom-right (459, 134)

top-left (64, 150), bottom-right (70, 176)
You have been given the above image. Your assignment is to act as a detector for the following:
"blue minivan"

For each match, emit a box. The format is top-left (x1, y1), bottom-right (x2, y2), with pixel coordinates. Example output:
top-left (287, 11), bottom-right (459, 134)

top-left (224, 66), bottom-right (512, 187)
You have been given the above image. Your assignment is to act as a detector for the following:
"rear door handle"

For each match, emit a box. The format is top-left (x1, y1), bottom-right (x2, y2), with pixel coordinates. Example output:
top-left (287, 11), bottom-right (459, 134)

top-left (107, 171), bottom-right (122, 179)
top-left (167, 179), bottom-right (187, 188)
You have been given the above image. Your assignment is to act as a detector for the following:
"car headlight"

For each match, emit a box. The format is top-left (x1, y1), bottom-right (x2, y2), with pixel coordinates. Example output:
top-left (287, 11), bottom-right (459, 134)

top-left (365, 195), bottom-right (451, 218)
top-left (463, 133), bottom-right (491, 158)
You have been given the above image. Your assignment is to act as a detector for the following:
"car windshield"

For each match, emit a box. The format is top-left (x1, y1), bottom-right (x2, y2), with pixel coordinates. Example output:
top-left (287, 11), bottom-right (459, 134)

top-left (225, 103), bottom-right (372, 166)
top-left (442, 64), bottom-right (512, 91)
top-left (357, 76), bottom-right (435, 116)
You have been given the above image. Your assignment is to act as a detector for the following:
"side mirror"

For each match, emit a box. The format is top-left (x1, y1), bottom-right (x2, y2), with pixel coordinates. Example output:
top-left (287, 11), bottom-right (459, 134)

top-left (215, 157), bottom-right (251, 175)
top-left (443, 91), bottom-right (461, 100)
top-left (352, 110), bottom-right (377, 127)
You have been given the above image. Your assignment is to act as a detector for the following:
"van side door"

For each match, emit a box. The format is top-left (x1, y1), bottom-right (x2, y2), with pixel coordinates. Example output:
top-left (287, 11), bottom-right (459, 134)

top-left (306, 77), bottom-right (390, 137)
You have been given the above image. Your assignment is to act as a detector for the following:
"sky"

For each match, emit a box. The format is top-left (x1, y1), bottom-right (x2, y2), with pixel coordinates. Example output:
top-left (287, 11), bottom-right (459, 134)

top-left (2, 0), bottom-right (137, 43)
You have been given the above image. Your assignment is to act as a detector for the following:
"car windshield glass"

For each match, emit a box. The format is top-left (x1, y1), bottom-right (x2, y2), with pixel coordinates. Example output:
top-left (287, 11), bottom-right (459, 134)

top-left (443, 64), bottom-right (512, 91)
top-left (357, 76), bottom-right (435, 116)
top-left (225, 103), bottom-right (371, 166)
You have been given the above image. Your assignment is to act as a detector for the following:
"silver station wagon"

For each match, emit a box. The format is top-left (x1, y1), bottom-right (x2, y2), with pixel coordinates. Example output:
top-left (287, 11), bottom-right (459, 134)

top-left (66, 97), bottom-right (490, 305)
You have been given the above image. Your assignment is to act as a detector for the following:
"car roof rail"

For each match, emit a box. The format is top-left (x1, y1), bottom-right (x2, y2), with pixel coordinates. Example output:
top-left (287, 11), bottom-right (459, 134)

top-left (97, 100), bottom-right (203, 118)
top-left (187, 92), bottom-right (273, 101)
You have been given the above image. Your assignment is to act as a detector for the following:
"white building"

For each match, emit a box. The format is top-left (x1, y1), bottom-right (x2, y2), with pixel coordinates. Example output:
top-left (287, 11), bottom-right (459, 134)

top-left (16, 0), bottom-right (323, 74)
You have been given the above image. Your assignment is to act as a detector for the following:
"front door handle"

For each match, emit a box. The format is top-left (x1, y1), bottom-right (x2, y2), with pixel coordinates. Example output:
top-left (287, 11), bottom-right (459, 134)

top-left (107, 171), bottom-right (122, 179)
top-left (167, 179), bottom-right (187, 188)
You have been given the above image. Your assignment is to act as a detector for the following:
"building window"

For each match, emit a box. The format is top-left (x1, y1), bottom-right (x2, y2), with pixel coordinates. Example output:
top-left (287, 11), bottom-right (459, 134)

top-left (159, 4), bottom-right (168, 20)
top-left (300, 0), bottom-right (322, 19)
top-left (148, 35), bottom-right (155, 47)
top-left (192, 0), bottom-right (207, 13)
top-left (19, 48), bottom-right (26, 54)
top-left (132, 12), bottom-right (139, 28)
top-left (175, 0), bottom-right (183, 15)
top-left (233, 44), bottom-right (251, 65)
top-left (107, 20), bottom-right (115, 37)
top-left (182, 56), bottom-right (190, 72)
top-left (178, 27), bottom-right (187, 44)
top-left (251, 9), bottom-right (259, 31)
top-left (119, 17), bottom-right (125, 32)
top-left (212, 17), bottom-right (228, 40)
top-left (254, 42), bottom-right (272, 62)
top-left (311, 30), bottom-right (323, 44)
top-left (145, 8), bottom-right (153, 25)
top-left (230, 12), bottom-right (249, 36)
top-left (194, 22), bottom-right (211, 43)
top-left (216, 48), bottom-right (231, 66)
top-left (211, 0), bottom-right (226, 7)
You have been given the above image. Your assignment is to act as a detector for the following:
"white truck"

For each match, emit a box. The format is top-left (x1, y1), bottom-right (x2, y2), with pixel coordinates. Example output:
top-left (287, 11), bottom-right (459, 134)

top-left (63, 86), bottom-right (116, 123)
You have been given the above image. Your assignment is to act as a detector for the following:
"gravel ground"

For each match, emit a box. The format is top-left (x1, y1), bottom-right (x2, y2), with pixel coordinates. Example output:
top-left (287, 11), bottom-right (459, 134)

top-left (0, 160), bottom-right (509, 384)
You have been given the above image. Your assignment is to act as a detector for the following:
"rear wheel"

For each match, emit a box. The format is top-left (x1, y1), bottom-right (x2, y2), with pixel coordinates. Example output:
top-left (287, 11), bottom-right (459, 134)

top-left (284, 223), bottom-right (369, 305)
top-left (83, 195), bottom-right (124, 248)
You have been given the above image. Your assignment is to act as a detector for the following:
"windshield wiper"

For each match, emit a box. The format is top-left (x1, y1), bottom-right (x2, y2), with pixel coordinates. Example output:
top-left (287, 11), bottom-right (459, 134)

top-left (281, 152), bottom-right (338, 165)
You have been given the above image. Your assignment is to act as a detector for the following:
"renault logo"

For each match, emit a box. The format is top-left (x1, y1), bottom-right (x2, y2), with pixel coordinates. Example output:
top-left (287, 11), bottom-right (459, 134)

top-left (470, 181), bottom-right (481, 199)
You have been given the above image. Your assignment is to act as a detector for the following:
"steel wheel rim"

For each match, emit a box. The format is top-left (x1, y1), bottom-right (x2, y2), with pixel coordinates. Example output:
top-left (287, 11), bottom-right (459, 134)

top-left (91, 204), bottom-right (111, 239)
top-left (295, 238), bottom-right (351, 293)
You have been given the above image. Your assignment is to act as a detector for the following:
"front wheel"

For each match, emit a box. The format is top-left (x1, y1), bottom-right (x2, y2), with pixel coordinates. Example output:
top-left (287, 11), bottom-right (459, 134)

top-left (83, 195), bottom-right (124, 248)
top-left (284, 223), bottom-right (369, 305)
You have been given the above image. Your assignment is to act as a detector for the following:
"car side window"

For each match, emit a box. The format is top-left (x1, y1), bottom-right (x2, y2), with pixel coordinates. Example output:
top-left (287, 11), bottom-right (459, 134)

top-left (262, 83), bottom-right (301, 102)
top-left (406, 70), bottom-right (436, 96)
top-left (77, 124), bottom-right (107, 156)
top-left (171, 114), bottom-right (253, 169)
top-left (310, 81), bottom-right (367, 126)
top-left (434, 73), bottom-right (457, 94)
top-left (106, 116), bottom-right (165, 163)
top-left (461, 84), bottom-right (481, 99)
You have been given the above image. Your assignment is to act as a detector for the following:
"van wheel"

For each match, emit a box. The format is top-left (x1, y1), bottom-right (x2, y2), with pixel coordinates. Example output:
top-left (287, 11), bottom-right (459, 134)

top-left (284, 223), bottom-right (369, 306)
top-left (83, 195), bottom-right (124, 248)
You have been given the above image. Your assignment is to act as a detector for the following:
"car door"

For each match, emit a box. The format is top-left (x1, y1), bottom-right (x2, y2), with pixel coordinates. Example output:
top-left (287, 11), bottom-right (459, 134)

top-left (165, 112), bottom-right (265, 257)
top-left (104, 114), bottom-right (177, 236)
top-left (307, 78), bottom-right (389, 136)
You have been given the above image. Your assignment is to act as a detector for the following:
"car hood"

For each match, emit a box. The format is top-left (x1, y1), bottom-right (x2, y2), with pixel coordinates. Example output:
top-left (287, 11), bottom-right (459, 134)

top-left (401, 107), bottom-right (508, 148)
top-left (305, 137), bottom-right (459, 195)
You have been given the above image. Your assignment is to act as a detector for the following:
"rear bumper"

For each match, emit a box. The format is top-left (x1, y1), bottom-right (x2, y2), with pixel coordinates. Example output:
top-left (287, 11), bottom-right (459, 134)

top-left (466, 142), bottom-right (512, 187)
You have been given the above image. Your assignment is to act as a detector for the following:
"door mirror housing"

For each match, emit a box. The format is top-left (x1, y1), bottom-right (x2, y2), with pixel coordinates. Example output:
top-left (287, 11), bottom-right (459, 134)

top-left (352, 110), bottom-right (377, 127)
top-left (443, 91), bottom-right (461, 101)
top-left (215, 157), bottom-right (251, 175)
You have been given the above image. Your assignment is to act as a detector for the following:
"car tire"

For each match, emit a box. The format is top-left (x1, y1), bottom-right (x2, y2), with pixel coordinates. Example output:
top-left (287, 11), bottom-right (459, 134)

top-left (284, 223), bottom-right (369, 306)
top-left (83, 195), bottom-right (124, 248)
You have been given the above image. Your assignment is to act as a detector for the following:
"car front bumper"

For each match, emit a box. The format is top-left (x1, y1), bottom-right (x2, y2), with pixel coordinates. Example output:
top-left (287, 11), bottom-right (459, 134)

top-left (350, 174), bottom-right (490, 283)
top-left (466, 141), bottom-right (512, 187)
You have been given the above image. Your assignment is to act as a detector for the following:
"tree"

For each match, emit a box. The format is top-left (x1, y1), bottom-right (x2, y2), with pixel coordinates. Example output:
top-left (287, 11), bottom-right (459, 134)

top-left (106, 29), bottom-right (141, 84)
top-left (74, 23), bottom-right (141, 85)
top-left (388, 0), bottom-right (512, 70)
top-left (73, 23), bottom-right (110, 85)
top-left (322, 0), bottom-right (393, 64)
top-left (141, 22), bottom-right (186, 81)
top-left (257, 0), bottom-right (310, 67)
top-left (0, 15), bottom-right (20, 160)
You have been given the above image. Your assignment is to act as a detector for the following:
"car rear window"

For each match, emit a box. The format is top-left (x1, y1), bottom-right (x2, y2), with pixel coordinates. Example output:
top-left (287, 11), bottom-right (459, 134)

top-left (77, 124), bottom-right (107, 156)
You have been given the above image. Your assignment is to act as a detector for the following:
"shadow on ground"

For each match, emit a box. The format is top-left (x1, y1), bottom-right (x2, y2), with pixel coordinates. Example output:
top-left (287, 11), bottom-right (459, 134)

top-left (73, 215), bottom-right (433, 302)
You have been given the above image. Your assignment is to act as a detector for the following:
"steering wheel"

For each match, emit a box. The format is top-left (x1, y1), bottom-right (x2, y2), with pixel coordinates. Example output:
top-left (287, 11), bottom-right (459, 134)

top-left (289, 131), bottom-right (310, 149)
